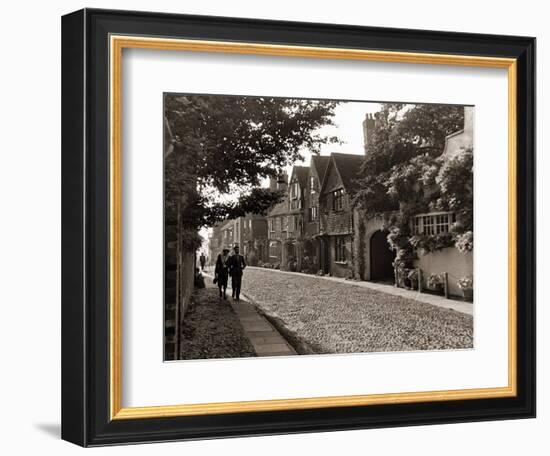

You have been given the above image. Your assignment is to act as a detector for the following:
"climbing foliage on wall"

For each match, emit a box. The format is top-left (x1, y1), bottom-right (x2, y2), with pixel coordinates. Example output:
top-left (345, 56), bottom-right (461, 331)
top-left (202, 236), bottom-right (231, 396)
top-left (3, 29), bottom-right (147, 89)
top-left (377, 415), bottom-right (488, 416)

top-left (353, 103), bottom-right (473, 262)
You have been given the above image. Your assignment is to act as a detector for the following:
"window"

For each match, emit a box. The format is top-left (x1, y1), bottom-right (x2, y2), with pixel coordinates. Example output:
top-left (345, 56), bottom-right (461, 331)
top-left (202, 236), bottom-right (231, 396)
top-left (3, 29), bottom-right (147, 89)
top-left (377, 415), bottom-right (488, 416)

top-left (269, 241), bottom-right (281, 258)
top-left (290, 181), bottom-right (299, 199)
top-left (276, 217), bottom-right (281, 232)
top-left (412, 212), bottom-right (455, 235)
top-left (268, 218), bottom-right (275, 236)
top-left (282, 216), bottom-right (288, 232)
top-left (309, 206), bottom-right (318, 222)
top-left (289, 215), bottom-right (296, 232)
top-left (335, 236), bottom-right (347, 262)
top-left (332, 189), bottom-right (344, 211)
top-left (310, 176), bottom-right (317, 195)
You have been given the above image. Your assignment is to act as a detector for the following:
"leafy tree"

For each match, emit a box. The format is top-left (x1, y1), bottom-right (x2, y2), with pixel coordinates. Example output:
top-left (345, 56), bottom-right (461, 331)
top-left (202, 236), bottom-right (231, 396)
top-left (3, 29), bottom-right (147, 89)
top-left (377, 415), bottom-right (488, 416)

top-left (354, 103), bottom-right (464, 214)
top-left (164, 95), bottom-right (339, 233)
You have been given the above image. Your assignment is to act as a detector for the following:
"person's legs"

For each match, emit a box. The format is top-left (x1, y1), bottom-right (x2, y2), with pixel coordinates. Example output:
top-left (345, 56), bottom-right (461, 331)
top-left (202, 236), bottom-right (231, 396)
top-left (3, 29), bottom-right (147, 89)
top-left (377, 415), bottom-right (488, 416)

top-left (231, 275), bottom-right (236, 298)
top-left (235, 275), bottom-right (242, 300)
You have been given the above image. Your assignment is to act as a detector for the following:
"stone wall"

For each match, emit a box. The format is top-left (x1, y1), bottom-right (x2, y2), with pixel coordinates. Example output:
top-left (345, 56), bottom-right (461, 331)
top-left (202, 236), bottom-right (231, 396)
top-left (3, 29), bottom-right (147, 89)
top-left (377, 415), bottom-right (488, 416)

top-left (414, 248), bottom-right (473, 297)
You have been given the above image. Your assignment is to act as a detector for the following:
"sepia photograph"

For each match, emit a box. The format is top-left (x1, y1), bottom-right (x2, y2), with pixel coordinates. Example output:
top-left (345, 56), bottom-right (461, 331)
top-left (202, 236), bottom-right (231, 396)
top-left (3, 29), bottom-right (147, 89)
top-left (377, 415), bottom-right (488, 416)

top-left (164, 93), bottom-right (474, 361)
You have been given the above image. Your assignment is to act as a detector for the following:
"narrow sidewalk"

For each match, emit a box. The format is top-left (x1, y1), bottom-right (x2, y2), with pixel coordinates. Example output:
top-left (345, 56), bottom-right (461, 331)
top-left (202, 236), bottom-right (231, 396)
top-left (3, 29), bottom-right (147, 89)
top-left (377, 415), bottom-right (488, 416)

top-left (246, 266), bottom-right (474, 316)
top-left (203, 271), bottom-right (296, 356)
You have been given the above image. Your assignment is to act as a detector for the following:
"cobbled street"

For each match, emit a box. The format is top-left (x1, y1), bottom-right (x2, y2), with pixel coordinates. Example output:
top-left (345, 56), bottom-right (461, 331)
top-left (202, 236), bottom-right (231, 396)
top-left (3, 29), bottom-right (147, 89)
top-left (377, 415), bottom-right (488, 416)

top-left (240, 267), bottom-right (473, 354)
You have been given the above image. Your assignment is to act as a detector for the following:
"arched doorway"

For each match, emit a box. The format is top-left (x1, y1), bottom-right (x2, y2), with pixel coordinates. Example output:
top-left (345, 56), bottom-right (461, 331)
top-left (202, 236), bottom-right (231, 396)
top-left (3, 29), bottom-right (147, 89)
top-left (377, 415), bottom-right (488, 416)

top-left (370, 230), bottom-right (396, 282)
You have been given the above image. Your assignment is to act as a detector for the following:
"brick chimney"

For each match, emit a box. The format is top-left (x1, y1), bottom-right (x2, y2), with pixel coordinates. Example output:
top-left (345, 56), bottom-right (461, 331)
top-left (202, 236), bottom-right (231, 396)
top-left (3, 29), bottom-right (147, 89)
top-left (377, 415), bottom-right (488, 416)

top-left (363, 113), bottom-right (376, 155)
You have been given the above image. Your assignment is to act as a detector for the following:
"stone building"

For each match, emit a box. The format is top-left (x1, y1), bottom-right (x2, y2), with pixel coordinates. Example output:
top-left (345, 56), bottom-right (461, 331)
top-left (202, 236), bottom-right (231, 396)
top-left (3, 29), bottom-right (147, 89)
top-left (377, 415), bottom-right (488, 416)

top-left (412, 106), bottom-right (474, 296)
top-left (303, 155), bottom-right (330, 273)
top-left (318, 153), bottom-right (365, 278)
top-left (284, 166), bottom-right (309, 270)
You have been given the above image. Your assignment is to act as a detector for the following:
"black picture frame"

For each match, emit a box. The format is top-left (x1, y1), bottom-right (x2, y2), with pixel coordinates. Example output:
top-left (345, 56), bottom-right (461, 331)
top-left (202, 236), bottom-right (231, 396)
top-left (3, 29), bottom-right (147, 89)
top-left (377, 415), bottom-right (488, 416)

top-left (62, 8), bottom-right (536, 447)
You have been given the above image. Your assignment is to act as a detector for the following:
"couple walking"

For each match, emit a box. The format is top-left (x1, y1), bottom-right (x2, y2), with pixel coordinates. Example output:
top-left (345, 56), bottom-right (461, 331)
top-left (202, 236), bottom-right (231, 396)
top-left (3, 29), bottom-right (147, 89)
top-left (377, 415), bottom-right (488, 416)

top-left (214, 245), bottom-right (246, 300)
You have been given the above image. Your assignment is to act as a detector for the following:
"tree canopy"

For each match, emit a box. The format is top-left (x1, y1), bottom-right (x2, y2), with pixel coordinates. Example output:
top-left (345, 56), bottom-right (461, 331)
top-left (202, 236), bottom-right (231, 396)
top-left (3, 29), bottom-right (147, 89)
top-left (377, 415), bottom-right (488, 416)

top-left (164, 95), bottom-right (339, 230)
top-left (354, 103), bottom-right (464, 214)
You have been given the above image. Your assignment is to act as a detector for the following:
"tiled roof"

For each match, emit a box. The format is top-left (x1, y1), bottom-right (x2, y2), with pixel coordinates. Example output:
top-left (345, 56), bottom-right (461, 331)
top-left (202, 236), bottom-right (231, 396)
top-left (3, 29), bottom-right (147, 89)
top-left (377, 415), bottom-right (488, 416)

top-left (331, 153), bottom-right (365, 192)
top-left (310, 155), bottom-right (330, 181)
top-left (291, 166), bottom-right (309, 188)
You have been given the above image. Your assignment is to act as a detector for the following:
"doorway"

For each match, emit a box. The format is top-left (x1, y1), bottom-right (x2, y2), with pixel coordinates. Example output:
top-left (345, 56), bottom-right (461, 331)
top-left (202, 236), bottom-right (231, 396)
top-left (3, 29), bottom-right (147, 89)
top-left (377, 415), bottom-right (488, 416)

top-left (370, 230), bottom-right (395, 281)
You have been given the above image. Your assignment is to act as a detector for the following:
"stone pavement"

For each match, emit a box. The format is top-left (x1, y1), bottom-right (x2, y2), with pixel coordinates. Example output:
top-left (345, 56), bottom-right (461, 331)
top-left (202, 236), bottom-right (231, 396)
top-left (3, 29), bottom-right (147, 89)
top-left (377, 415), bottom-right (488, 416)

top-left (202, 271), bottom-right (296, 357)
top-left (247, 267), bottom-right (473, 316)
top-left (229, 298), bottom-right (296, 357)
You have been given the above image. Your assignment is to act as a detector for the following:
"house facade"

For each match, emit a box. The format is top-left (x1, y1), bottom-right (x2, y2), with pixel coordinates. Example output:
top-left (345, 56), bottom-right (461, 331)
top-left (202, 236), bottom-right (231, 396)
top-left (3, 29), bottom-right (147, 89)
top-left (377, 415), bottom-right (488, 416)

top-left (266, 173), bottom-right (289, 267)
top-left (302, 155), bottom-right (330, 273)
top-left (318, 153), bottom-right (364, 278)
top-left (411, 106), bottom-right (474, 296)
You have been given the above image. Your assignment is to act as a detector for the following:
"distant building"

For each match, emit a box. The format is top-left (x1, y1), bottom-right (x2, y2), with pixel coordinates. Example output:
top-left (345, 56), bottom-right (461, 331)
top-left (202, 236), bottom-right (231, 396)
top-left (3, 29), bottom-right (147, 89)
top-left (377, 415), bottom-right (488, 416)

top-left (240, 213), bottom-right (268, 265)
top-left (208, 222), bottom-right (224, 266)
top-left (266, 172), bottom-right (289, 266)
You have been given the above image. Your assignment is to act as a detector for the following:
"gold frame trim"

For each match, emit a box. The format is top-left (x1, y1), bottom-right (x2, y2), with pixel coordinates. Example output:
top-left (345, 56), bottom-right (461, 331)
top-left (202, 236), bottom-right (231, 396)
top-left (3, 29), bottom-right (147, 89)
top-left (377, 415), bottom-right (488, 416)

top-left (109, 35), bottom-right (518, 421)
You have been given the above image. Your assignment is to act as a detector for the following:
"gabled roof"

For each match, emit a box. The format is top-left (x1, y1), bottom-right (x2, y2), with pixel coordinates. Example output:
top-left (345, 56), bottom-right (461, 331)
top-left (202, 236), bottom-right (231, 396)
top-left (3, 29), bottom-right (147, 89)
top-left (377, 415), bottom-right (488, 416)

top-left (289, 165), bottom-right (309, 188)
top-left (310, 155), bottom-right (330, 182)
top-left (320, 153), bottom-right (364, 195)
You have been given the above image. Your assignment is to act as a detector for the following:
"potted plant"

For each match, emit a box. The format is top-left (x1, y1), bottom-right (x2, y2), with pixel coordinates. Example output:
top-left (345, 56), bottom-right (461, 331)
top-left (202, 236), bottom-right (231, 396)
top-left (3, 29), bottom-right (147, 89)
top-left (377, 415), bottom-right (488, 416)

top-left (457, 276), bottom-right (474, 301)
top-left (427, 273), bottom-right (444, 294)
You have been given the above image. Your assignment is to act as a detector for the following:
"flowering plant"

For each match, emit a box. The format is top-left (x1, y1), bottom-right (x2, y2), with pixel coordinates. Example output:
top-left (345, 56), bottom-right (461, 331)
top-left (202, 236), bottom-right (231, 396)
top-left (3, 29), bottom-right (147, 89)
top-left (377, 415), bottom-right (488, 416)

top-left (457, 275), bottom-right (473, 290)
top-left (427, 273), bottom-right (443, 288)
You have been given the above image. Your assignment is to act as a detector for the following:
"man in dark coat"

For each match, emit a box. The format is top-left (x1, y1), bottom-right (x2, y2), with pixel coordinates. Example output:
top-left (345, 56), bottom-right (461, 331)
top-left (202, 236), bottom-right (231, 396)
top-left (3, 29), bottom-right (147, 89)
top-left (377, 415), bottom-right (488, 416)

top-left (214, 248), bottom-right (230, 299)
top-left (228, 245), bottom-right (246, 300)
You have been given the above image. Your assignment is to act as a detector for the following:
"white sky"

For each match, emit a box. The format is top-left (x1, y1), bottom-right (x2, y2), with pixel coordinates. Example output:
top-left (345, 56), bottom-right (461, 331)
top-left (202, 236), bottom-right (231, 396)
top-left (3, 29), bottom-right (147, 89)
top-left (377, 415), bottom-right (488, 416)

top-left (199, 100), bottom-right (382, 254)
top-left (294, 100), bottom-right (381, 167)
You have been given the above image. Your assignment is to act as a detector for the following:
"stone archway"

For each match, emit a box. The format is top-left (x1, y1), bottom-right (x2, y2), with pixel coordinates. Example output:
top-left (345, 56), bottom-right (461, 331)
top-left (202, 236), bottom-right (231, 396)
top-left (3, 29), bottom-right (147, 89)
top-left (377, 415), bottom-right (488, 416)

top-left (369, 230), bottom-right (396, 282)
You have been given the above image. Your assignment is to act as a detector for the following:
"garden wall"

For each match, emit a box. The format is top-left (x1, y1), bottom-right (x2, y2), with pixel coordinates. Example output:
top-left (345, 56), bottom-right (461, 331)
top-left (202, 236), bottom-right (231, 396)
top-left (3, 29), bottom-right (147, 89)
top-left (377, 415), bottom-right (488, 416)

top-left (414, 248), bottom-right (473, 297)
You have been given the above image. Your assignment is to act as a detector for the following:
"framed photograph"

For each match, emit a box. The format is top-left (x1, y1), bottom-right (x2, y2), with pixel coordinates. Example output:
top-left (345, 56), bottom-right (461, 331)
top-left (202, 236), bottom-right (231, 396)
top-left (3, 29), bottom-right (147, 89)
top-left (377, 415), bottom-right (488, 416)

top-left (62, 8), bottom-right (535, 446)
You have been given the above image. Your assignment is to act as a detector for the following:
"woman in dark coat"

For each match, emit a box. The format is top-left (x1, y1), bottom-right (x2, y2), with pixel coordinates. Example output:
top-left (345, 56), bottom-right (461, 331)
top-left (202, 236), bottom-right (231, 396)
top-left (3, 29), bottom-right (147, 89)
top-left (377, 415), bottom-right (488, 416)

top-left (214, 248), bottom-right (230, 299)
